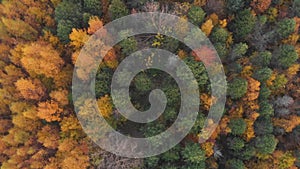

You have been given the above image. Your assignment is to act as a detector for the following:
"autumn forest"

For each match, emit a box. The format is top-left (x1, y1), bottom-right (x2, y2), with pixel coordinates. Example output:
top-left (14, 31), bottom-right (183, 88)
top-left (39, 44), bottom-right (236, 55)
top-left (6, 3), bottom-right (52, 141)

top-left (0, 0), bottom-right (300, 168)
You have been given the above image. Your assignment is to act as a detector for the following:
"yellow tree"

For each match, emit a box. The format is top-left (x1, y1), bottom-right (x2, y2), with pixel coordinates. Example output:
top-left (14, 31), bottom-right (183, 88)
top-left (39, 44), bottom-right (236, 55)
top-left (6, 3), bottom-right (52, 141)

top-left (21, 41), bottom-right (64, 78)
top-left (37, 101), bottom-right (63, 122)
top-left (87, 16), bottom-right (104, 35)
top-left (15, 78), bottom-right (46, 101)
top-left (69, 28), bottom-right (90, 50)
top-left (37, 125), bottom-right (60, 149)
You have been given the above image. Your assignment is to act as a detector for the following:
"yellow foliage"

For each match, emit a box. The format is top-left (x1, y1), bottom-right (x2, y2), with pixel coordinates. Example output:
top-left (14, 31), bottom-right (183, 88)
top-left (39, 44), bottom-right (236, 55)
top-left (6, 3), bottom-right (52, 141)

top-left (241, 66), bottom-right (253, 77)
top-left (201, 142), bottom-right (214, 157)
top-left (193, 0), bottom-right (207, 6)
top-left (15, 78), bottom-right (46, 100)
top-left (201, 19), bottom-right (214, 36)
top-left (50, 89), bottom-right (69, 107)
top-left (178, 50), bottom-right (188, 59)
top-left (273, 115), bottom-right (300, 132)
top-left (175, 17), bottom-right (189, 38)
top-left (69, 28), bottom-right (90, 49)
top-left (282, 34), bottom-right (299, 45)
top-left (209, 13), bottom-right (219, 26)
top-left (243, 119), bottom-right (255, 141)
top-left (200, 93), bottom-right (214, 110)
top-left (286, 64), bottom-right (300, 78)
top-left (97, 95), bottom-right (113, 118)
top-left (266, 72), bottom-right (277, 87)
top-left (37, 101), bottom-right (63, 122)
top-left (219, 19), bottom-right (227, 28)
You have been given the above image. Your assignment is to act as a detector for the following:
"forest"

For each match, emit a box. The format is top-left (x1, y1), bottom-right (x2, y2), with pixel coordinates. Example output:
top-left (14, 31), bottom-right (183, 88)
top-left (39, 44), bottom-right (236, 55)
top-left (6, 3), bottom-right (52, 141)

top-left (0, 0), bottom-right (300, 168)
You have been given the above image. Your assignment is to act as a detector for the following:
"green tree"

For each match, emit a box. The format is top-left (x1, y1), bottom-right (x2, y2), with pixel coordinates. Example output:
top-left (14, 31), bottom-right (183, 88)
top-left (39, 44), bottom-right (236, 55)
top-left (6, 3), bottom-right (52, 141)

top-left (119, 37), bottom-right (138, 56)
top-left (55, 0), bottom-right (83, 27)
top-left (259, 85), bottom-right (271, 101)
top-left (187, 5), bottom-right (206, 26)
top-left (108, 0), bottom-right (129, 20)
top-left (253, 67), bottom-right (273, 82)
top-left (84, 0), bottom-right (102, 16)
top-left (276, 18), bottom-right (296, 39)
top-left (254, 116), bottom-right (273, 135)
top-left (230, 43), bottom-right (248, 61)
top-left (251, 51), bottom-right (272, 67)
top-left (210, 27), bottom-right (230, 44)
top-left (182, 142), bottom-right (206, 164)
top-left (228, 78), bottom-right (248, 99)
top-left (259, 101), bottom-right (274, 116)
top-left (134, 73), bottom-right (152, 92)
top-left (255, 134), bottom-right (278, 154)
top-left (226, 159), bottom-right (246, 169)
top-left (229, 9), bottom-right (256, 39)
top-left (228, 118), bottom-right (247, 135)
top-left (56, 20), bottom-right (74, 43)
top-left (273, 45), bottom-right (298, 69)
top-left (227, 137), bottom-right (245, 151)
top-left (226, 0), bottom-right (245, 13)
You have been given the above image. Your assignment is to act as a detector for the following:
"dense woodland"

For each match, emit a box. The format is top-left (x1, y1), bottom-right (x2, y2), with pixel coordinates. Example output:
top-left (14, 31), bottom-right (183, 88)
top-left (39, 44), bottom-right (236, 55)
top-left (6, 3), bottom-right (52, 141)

top-left (0, 0), bottom-right (300, 168)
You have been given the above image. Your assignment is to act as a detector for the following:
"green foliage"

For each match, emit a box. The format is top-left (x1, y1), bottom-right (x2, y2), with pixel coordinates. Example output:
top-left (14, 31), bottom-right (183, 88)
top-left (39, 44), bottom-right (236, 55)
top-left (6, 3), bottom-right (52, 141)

top-left (95, 67), bottom-right (113, 97)
top-left (189, 113), bottom-right (206, 134)
top-left (259, 101), bottom-right (274, 116)
top-left (226, 0), bottom-right (245, 13)
top-left (229, 9), bottom-right (256, 39)
top-left (251, 51), bottom-right (272, 67)
top-left (271, 74), bottom-right (288, 90)
top-left (134, 73), bottom-right (152, 92)
top-left (255, 134), bottom-right (278, 154)
top-left (274, 45), bottom-right (298, 69)
top-left (226, 159), bottom-right (246, 169)
top-left (188, 6), bottom-right (206, 26)
top-left (55, 1), bottom-right (83, 27)
top-left (57, 19), bottom-right (74, 43)
top-left (108, 0), bottom-right (129, 20)
top-left (293, 0), bottom-right (300, 17)
top-left (230, 43), bottom-right (248, 61)
top-left (253, 67), bottom-right (273, 82)
top-left (84, 0), bottom-right (102, 16)
top-left (210, 27), bottom-right (230, 44)
top-left (254, 116), bottom-right (274, 135)
top-left (182, 142), bottom-right (206, 164)
top-left (259, 85), bottom-right (271, 101)
top-left (276, 18), bottom-right (296, 39)
top-left (119, 37), bottom-right (138, 56)
top-left (228, 118), bottom-right (247, 135)
top-left (179, 57), bottom-right (208, 90)
top-left (214, 42), bottom-right (229, 60)
top-left (227, 137), bottom-right (245, 151)
top-left (240, 145), bottom-right (256, 160)
top-left (228, 78), bottom-right (248, 99)
top-left (145, 156), bottom-right (159, 168)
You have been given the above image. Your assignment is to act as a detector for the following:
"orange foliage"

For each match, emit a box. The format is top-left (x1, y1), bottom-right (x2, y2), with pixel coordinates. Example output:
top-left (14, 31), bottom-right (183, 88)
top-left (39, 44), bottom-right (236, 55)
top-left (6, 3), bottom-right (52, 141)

top-left (251, 0), bottom-right (271, 13)
top-left (50, 89), bottom-right (69, 107)
top-left (15, 78), bottom-right (46, 100)
top-left (37, 101), bottom-right (63, 122)
top-left (191, 46), bottom-right (217, 66)
top-left (243, 77), bottom-right (260, 101)
top-left (57, 139), bottom-right (89, 169)
top-left (273, 115), bottom-right (300, 132)
top-left (104, 49), bottom-right (118, 69)
top-left (88, 16), bottom-right (104, 35)
top-left (37, 125), bottom-right (60, 149)
top-left (21, 41), bottom-right (64, 78)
